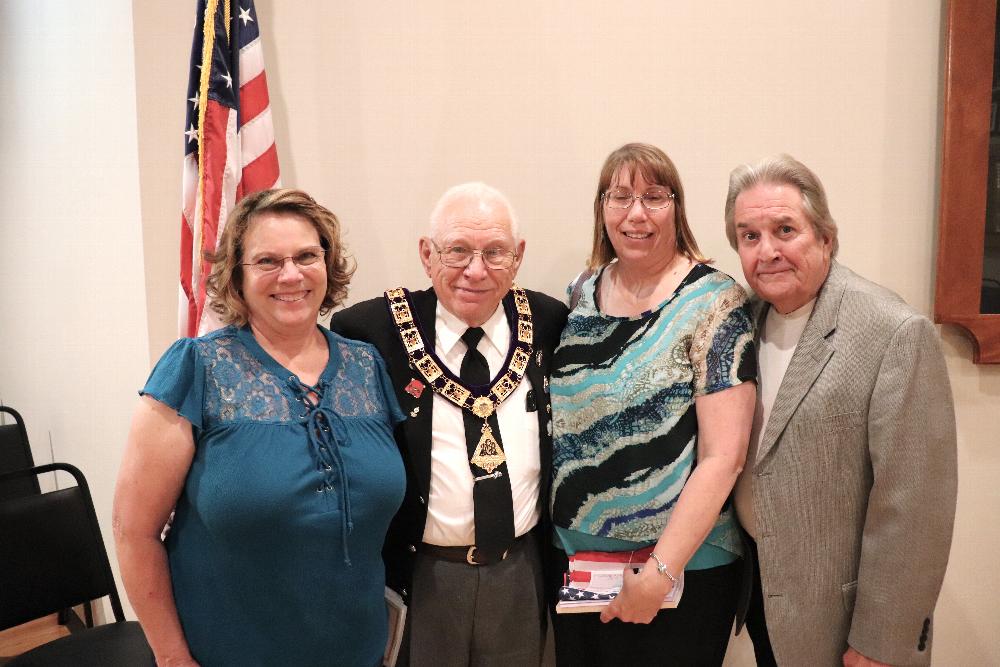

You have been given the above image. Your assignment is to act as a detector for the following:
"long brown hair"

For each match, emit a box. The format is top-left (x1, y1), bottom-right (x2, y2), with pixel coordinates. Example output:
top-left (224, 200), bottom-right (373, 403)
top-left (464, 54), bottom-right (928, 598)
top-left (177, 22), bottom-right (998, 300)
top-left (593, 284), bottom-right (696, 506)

top-left (588, 143), bottom-right (707, 270)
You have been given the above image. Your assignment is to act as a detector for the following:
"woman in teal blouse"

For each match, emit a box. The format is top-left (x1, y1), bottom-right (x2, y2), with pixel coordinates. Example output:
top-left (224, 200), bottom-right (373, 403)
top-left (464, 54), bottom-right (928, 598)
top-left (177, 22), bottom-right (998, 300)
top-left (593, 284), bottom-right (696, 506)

top-left (114, 189), bottom-right (405, 667)
top-left (550, 144), bottom-right (757, 666)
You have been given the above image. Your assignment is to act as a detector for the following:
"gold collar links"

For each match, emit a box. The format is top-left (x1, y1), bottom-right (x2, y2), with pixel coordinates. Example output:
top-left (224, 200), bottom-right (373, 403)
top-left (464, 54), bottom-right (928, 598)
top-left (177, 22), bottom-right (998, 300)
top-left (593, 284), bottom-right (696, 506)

top-left (384, 286), bottom-right (533, 423)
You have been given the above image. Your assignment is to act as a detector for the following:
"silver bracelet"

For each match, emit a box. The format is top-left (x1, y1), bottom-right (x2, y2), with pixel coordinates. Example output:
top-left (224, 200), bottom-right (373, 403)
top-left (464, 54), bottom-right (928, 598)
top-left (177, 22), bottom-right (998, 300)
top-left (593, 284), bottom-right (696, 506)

top-left (647, 552), bottom-right (678, 584)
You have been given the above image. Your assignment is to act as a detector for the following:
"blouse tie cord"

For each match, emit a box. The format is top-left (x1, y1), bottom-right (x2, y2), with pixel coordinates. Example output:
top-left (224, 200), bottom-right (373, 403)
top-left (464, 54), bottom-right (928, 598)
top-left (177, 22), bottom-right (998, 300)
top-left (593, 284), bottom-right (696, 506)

top-left (290, 377), bottom-right (355, 565)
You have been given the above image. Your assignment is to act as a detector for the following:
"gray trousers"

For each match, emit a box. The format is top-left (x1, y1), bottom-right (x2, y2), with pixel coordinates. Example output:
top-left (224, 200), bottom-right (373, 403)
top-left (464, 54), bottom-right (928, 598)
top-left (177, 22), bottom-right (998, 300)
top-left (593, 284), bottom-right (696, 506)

top-left (404, 532), bottom-right (546, 667)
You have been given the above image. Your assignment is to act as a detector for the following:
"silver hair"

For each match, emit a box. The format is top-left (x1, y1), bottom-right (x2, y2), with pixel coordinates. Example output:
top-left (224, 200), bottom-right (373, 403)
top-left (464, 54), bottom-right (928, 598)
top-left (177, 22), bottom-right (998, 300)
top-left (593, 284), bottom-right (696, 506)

top-left (428, 182), bottom-right (520, 241)
top-left (724, 154), bottom-right (839, 257)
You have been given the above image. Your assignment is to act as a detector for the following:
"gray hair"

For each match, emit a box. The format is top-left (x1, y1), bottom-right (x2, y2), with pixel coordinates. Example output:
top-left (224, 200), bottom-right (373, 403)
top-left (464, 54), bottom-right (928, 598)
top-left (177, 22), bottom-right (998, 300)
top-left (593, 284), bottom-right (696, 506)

top-left (429, 182), bottom-right (520, 241)
top-left (724, 154), bottom-right (839, 257)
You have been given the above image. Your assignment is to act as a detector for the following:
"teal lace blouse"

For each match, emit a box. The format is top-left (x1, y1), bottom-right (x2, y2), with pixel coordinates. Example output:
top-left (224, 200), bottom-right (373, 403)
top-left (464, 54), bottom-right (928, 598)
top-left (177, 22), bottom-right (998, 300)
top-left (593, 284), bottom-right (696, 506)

top-left (141, 325), bottom-right (405, 666)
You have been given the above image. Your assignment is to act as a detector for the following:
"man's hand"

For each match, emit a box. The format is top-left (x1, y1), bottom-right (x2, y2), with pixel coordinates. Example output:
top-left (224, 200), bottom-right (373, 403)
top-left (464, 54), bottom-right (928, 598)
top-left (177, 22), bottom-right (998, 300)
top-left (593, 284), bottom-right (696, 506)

top-left (843, 646), bottom-right (891, 667)
top-left (599, 564), bottom-right (671, 624)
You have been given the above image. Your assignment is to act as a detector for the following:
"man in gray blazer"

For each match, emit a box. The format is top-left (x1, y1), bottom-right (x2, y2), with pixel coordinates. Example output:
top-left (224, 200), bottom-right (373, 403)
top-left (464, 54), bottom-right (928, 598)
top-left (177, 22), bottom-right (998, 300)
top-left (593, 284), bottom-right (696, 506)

top-left (725, 154), bottom-right (957, 666)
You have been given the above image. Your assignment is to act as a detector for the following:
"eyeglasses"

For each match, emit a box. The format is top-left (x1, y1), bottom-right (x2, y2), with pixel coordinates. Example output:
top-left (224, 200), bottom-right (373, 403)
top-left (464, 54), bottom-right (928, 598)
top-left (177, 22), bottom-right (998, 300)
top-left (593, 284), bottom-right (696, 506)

top-left (603, 188), bottom-right (676, 211)
top-left (431, 242), bottom-right (518, 270)
top-left (241, 247), bottom-right (326, 274)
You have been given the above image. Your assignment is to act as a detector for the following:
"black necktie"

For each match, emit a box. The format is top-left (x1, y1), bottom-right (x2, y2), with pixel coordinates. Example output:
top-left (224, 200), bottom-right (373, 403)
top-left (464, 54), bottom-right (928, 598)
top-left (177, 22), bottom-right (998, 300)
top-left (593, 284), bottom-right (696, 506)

top-left (460, 327), bottom-right (515, 560)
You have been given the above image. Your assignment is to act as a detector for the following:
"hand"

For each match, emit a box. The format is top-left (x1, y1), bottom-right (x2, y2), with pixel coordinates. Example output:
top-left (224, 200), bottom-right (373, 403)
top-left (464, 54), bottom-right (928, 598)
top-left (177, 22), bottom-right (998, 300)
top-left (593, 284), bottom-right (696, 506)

top-left (157, 651), bottom-right (200, 667)
top-left (161, 659), bottom-right (200, 667)
top-left (600, 564), bottom-right (671, 624)
top-left (842, 646), bottom-right (891, 667)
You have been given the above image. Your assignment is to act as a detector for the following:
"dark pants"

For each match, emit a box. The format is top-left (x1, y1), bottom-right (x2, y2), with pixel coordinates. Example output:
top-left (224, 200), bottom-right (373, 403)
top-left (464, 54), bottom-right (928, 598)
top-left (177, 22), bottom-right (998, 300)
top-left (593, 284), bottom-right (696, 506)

top-left (400, 531), bottom-right (546, 667)
top-left (745, 538), bottom-right (778, 667)
top-left (551, 547), bottom-right (741, 667)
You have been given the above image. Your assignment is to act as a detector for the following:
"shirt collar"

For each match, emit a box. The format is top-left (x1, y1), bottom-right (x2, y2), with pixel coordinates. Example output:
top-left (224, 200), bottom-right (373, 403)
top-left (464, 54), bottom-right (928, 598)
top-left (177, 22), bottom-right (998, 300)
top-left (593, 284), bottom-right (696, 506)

top-left (436, 299), bottom-right (510, 357)
top-left (769, 297), bottom-right (816, 322)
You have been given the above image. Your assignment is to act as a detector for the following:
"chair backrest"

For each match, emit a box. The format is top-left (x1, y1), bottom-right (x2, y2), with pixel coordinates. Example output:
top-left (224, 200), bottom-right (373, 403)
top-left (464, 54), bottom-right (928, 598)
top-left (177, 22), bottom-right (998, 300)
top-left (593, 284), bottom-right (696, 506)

top-left (0, 406), bottom-right (40, 500)
top-left (0, 462), bottom-right (126, 631)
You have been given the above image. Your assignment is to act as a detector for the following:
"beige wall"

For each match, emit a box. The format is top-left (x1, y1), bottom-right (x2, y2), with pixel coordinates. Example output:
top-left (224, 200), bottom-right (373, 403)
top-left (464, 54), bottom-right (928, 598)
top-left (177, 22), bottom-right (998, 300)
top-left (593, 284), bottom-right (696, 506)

top-left (2, 0), bottom-right (995, 662)
top-left (0, 0), bottom-right (147, 618)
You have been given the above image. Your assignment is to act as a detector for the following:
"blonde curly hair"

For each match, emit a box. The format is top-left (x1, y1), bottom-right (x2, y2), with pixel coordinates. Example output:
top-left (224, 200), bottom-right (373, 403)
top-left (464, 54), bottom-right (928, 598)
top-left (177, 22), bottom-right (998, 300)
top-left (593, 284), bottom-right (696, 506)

top-left (205, 188), bottom-right (355, 326)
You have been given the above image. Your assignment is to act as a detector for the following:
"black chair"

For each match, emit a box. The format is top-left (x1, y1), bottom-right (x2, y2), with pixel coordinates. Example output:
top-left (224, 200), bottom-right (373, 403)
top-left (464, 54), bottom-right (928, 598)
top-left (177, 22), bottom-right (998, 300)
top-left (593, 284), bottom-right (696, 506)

top-left (0, 406), bottom-right (39, 501)
top-left (0, 463), bottom-right (153, 666)
top-left (0, 408), bottom-right (92, 629)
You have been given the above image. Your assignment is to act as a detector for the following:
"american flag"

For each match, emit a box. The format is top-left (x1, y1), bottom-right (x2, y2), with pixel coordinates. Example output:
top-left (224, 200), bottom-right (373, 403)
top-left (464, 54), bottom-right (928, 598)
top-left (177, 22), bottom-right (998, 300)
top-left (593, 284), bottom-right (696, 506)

top-left (180, 0), bottom-right (280, 337)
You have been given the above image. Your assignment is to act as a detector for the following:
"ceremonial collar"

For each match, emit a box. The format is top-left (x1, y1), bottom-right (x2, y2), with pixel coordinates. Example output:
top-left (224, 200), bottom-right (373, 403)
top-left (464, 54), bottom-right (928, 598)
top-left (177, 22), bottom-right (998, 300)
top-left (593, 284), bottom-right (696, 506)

top-left (384, 286), bottom-right (533, 419)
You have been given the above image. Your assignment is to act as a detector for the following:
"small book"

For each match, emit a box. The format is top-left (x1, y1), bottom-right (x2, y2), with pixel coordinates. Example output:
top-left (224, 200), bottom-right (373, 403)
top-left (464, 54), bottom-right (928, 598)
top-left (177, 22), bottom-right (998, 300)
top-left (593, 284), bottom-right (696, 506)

top-left (555, 547), bottom-right (684, 614)
top-left (383, 587), bottom-right (407, 666)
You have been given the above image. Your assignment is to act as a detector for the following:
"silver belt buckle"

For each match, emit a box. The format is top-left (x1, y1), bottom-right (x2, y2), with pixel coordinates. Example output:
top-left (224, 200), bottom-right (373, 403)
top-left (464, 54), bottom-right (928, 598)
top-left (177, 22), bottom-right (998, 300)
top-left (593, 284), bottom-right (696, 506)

top-left (466, 546), bottom-right (509, 565)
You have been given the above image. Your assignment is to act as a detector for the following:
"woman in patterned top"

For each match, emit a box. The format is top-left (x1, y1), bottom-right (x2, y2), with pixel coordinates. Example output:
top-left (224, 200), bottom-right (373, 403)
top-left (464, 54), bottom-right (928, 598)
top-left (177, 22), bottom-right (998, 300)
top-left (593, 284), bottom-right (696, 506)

top-left (550, 144), bottom-right (757, 666)
top-left (113, 189), bottom-right (405, 666)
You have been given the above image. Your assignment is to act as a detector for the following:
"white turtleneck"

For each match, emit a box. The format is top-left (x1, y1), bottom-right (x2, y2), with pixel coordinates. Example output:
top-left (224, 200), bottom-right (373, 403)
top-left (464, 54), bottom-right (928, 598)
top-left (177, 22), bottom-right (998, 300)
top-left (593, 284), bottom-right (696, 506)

top-left (734, 298), bottom-right (815, 539)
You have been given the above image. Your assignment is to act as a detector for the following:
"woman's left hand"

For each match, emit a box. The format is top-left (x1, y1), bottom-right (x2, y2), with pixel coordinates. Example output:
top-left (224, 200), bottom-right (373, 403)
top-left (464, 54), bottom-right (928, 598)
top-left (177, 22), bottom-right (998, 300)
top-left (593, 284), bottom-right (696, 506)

top-left (600, 564), bottom-right (672, 624)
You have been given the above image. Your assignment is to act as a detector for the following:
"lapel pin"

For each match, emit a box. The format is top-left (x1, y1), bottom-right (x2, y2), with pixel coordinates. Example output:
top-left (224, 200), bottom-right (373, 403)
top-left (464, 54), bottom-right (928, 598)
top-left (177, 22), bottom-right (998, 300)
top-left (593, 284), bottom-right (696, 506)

top-left (404, 378), bottom-right (425, 399)
top-left (410, 406), bottom-right (420, 418)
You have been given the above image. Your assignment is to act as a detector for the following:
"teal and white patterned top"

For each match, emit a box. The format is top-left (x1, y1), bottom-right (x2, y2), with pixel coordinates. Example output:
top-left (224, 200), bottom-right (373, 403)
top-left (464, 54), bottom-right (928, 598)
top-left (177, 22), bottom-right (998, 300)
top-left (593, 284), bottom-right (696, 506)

top-left (550, 263), bottom-right (756, 568)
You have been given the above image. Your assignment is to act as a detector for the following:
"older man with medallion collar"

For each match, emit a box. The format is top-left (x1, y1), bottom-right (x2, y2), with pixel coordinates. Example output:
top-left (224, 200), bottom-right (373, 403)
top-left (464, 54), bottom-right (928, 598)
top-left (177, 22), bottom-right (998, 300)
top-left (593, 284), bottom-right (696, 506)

top-left (330, 182), bottom-right (567, 666)
top-left (725, 155), bottom-right (957, 667)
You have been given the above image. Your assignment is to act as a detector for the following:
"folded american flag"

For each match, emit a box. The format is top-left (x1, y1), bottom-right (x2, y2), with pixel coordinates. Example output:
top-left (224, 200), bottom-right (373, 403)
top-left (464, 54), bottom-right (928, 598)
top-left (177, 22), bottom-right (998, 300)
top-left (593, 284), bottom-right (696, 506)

top-left (555, 547), bottom-right (683, 614)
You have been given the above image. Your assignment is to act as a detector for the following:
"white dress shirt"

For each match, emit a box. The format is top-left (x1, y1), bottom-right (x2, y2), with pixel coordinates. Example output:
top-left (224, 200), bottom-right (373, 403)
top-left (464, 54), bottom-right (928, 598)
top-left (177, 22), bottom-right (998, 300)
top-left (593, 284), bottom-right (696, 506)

top-left (421, 302), bottom-right (541, 547)
top-left (735, 298), bottom-right (815, 539)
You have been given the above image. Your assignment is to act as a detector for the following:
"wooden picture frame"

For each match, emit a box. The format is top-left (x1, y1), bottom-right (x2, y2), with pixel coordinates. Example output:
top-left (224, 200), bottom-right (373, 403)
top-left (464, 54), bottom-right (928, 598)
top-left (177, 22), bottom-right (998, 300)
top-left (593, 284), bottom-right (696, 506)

top-left (935, 0), bottom-right (1000, 363)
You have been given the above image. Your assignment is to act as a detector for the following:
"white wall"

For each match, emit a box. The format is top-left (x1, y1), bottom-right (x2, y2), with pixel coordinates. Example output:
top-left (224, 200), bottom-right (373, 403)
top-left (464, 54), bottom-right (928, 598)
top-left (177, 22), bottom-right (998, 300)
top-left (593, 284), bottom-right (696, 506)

top-left (0, 1), bottom-right (147, 618)
top-left (5, 0), bottom-right (996, 663)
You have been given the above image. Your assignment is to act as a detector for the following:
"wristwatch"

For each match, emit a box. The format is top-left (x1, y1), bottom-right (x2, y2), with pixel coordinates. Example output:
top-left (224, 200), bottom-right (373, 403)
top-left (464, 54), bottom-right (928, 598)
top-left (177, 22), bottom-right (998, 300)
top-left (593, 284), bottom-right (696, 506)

top-left (647, 552), bottom-right (678, 584)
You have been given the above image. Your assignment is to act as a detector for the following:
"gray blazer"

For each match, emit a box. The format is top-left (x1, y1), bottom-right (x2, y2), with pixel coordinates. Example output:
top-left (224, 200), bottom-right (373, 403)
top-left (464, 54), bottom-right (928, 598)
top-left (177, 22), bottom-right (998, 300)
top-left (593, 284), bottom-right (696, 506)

top-left (749, 261), bottom-right (957, 666)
